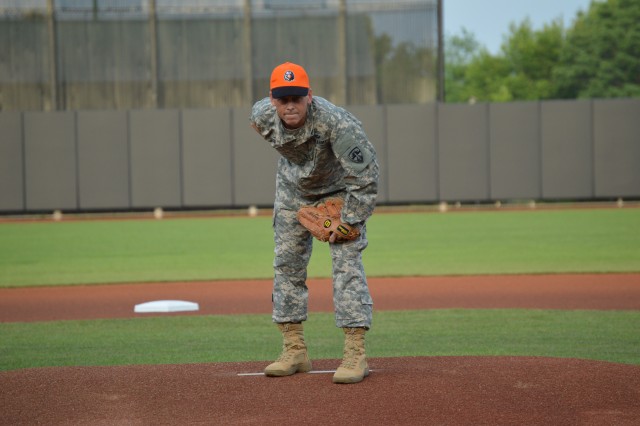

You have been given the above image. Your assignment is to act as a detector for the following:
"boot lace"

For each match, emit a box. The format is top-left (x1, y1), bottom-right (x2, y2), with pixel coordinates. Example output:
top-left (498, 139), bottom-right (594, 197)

top-left (339, 336), bottom-right (363, 369)
top-left (276, 346), bottom-right (294, 363)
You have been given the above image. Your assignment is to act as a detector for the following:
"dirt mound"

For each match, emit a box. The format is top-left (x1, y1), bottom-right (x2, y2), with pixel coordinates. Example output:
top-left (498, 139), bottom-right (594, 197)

top-left (3, 357), bottom-right (639, 425)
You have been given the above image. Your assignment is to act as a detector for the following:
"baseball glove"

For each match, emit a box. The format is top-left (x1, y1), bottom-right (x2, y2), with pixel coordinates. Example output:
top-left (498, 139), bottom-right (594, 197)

top-left (297, 198), bottom-right (360, 243)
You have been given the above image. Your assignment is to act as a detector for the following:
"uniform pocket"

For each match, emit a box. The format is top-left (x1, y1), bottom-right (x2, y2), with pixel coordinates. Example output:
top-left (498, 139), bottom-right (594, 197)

top-left (361, 293), bottom-right (373, 306)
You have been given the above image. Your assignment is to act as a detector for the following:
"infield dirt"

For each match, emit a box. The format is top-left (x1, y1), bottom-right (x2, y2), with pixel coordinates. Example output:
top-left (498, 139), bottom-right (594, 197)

top-left (1, 273), bottom-right (639, 425)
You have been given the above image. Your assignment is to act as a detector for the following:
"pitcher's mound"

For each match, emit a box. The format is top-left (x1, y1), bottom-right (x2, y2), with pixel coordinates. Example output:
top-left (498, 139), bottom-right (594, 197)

top-left (3, 356), bottom-right (639, 425)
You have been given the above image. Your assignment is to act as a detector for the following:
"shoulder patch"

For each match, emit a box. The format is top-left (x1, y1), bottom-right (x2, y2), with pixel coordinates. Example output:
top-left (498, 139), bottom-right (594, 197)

top-left (348, 147), bottom-right (364, 164)
top-left (337, 143), bottom-right (373, 173)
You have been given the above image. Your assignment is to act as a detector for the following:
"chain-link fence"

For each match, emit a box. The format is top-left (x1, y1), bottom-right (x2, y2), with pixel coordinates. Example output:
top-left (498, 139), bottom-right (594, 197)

top-left (0, 0), bottom-right (440, 111)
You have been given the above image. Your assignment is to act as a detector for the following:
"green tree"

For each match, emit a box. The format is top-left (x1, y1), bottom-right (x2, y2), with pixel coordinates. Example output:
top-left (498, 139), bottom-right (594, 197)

top-left (445, 0), bottom-right (640, 102)
top-left (374, 32), bottom-right (437, 104)
top-left (461, 51), bottom-right (511, 102)
top-left (444, 28), bottom-right (489, 102)
top-left (374, 33), bottom-right (394, 103)
top-left (445, 20), bottom-right (565, 103)
top-left (553, 0), bottom-right (640, 98)
top-left (381, 41), bottom-right (435, 103)
top-left (499, 18), bottom-right (565, 100)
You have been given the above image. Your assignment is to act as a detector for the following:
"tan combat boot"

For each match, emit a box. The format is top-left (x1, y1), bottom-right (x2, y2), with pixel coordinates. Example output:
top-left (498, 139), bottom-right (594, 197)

top-left (264, 322), bottom-right (312, 376)
top-left (333, 327), bottom-right (369, 384)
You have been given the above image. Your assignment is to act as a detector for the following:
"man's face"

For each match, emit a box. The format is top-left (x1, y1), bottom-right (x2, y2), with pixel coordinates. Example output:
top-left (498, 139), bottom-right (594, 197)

top-left (270, 92), bottom-right (312, 129)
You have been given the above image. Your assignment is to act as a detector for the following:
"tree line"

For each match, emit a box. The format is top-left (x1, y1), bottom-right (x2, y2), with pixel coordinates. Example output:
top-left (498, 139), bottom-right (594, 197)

top-left (445, 0), bottom-right (640, 103)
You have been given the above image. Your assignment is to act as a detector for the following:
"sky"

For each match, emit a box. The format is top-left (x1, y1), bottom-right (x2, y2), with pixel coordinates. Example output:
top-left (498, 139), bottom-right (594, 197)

top-left (444, 0), bottom-right (594, 54)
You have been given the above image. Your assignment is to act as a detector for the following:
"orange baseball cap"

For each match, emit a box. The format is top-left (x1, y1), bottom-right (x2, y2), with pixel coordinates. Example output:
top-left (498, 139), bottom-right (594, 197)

top-left (270, 62), bottom-right (310, 98)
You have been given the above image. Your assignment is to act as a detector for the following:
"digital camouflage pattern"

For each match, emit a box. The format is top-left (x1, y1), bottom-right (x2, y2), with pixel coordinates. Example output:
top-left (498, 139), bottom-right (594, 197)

top-left (250, 96), bottom-right (379, 328)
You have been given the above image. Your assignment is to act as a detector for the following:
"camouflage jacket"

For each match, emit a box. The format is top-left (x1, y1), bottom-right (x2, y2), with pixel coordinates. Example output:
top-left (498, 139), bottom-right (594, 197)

top-left (250, 96), bottom-right (379, 224)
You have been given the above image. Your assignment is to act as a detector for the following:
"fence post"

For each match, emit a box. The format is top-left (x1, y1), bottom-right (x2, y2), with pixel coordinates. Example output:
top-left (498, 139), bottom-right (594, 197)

top-left (437, 0), bottom-right (445, 102)
top-left (243, 0), bottom-right (253, 105)
top-left (337, 0), bottom-right (347, 105)
top-left (148, 0), bottom-right (159, 108)
top-left (46, 0), bottom-right (58, 111)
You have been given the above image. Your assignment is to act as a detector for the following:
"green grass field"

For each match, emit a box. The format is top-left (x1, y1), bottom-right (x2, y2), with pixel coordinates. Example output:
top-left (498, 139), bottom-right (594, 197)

top-left (1, 207), bottom-right (639, 371)
top-left (1, 208), bottom-right (638, 287)
top-left (2, 310), bottom-right (639, 371)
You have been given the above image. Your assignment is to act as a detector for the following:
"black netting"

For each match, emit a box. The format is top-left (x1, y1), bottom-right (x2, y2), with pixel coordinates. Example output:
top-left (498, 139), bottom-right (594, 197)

top-left (0, 0), bottom-right (438, 110)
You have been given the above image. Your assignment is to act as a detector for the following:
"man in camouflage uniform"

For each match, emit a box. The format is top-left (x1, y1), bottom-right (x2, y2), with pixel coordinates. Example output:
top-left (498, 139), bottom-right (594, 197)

top-left (250, 62), bottom-right (379, 384)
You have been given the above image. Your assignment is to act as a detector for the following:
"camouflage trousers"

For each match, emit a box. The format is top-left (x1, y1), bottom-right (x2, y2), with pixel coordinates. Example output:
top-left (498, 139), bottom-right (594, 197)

top-left (272, 206), bottom-right (373, 329)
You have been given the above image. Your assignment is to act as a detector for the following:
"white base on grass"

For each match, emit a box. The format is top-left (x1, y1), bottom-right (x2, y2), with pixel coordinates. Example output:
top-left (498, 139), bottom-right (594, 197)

top-left (134, 300), bottom-right (199, 313)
